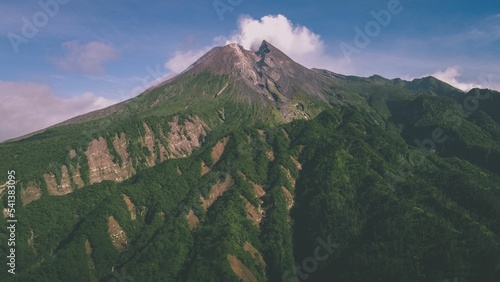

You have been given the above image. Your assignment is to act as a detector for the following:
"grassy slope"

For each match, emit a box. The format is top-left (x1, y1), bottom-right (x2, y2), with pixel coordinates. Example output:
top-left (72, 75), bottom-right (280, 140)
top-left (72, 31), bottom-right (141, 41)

top-left (2, 102), bottom-right (500, 281)
top-left (1, 72), bottom-right (500, 281)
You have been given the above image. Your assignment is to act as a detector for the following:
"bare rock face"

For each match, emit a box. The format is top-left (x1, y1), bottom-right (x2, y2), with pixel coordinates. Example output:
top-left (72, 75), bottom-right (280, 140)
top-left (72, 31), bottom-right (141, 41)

top-left (70, 164), bottom-right (85, 188)
top-left (249, 179), bottom-right (266, 198)
top-left (113, 133), bottom-right (135, 172)
top-left (141, 123), bottom-right (157, 167)
top-left (291, 155), bottom-right (302, 170)
top-left (188, 40), bottom-right (329, 108)
top-left (239, 173), bottom-right (266, 226)
top-left (167, 116), bottom-right (208, 158)
top-left (84, 116), bottom-right (207, 185)
top-left (201, 161), bottom-right (211, 176)
top-left (24, 115), bottom-right (209, 205)
top-left (84, 239), bottom-right (96, 270)
top-left (280, 164), bottom-right (296, 211)
top-left (211, 137), bottom-right (229, 164)
top-left (281, 186), bottom-right (294, 211)
top-left (227, 254), bottom-right (258, 282)
top-left (41, 162), bottom-right (84, 197)
top-left (108, 216), bottom-right (128, 251)
top-left (67, 150), bottom-right (85, 188)
top-left (86, 137), bottom-right (135, 185)
top-left (243, 242), bottom-right (265, 268)
top-left (21, 182), bottom-right (42, 206)
top-left (200, 175), bottom-right (234, 210)
top-left (69, 149), bottom-right (77, 159)
top-left (266, 150), bottom-right (275, 161)
top-left (243, 197), bottom-right (264, 226)
top-left (280, 165), bottom-right (295, 187)
top-left (186, 209), bottom-right (199, 230)
top-left (122, 194), bottom-right (136, 220)
top-left (43, 166), bottom-right (72, 196)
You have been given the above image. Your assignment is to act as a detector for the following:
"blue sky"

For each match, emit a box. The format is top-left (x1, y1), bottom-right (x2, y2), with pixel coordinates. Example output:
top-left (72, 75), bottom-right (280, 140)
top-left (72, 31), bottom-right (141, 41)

top-left (1, 0), bottom-right (499, 141)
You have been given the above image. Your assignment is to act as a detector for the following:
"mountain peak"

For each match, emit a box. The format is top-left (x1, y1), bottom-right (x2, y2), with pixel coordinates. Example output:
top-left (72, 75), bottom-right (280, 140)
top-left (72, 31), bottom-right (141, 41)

top-left (187, 42), bottom-right (253, 76)
top-left (253, 40), bottom-right (298, 69)
top-left (189, 40), bottom-right (296, 75)
top-left (255, 40), bottom-right (271, 57)
top-left (175, 40), bottom-right (329, 112)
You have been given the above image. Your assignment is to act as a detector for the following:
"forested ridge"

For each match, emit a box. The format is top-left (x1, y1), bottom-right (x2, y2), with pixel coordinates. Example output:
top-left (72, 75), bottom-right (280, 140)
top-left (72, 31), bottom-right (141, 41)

top-left (1, 45), bottom-right (500, 281)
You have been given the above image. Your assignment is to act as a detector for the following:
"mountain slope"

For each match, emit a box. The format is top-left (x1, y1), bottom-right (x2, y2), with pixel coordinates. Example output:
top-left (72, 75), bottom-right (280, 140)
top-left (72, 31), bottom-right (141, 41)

top-left (1, 41), bottom-right (500, 282)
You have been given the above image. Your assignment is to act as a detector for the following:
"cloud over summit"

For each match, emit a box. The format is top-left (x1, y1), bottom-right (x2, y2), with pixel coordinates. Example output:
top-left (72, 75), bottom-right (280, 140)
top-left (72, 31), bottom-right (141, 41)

top-left (227, 15), bottom-right (321, 54)
top-left (164, 14), bottom-right (336, 75)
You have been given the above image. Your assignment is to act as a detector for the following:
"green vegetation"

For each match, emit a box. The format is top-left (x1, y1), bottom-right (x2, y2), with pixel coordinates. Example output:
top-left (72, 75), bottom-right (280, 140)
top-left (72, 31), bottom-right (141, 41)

top-left (1, 65), bottom-right (500, 281)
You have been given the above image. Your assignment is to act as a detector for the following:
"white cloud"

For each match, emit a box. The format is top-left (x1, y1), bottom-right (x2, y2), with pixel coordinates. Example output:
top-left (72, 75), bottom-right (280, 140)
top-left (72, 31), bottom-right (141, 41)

top-left (55, 41), bottom-right (119, 74)
top-left (430, 66), bottom-right (482, 91)
top-left (226, 14), bottom-right (335, 69)
top-left (136, 15), bottom-right (500, 99)
top-left (164, 14), bottom-right (336, 74)
top-left (0, 81), bottom-right (117, 142)
top-left (227, 15), bottom-right (320, 53)
top-left (165, 47), bottom-right (212, 74)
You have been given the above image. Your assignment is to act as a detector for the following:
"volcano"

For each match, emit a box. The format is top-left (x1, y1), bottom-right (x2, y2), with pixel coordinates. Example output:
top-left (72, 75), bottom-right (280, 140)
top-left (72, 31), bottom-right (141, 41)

top-left (1, 41), bottom-right (500, 282)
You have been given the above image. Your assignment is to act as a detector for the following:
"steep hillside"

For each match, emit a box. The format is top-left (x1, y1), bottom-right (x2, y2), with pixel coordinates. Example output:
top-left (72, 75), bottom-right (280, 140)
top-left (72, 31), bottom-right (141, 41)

top-left (1, 42), bottom-right (500, 282)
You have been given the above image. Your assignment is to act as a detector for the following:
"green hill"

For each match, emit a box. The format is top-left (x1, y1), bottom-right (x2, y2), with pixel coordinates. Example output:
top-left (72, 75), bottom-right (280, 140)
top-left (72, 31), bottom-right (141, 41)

top-left (1, 41), bottom-right (499, 282)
